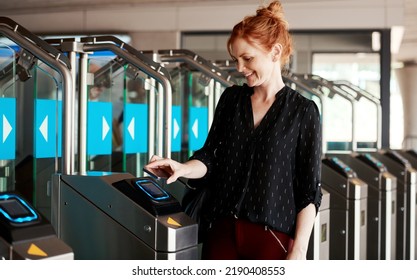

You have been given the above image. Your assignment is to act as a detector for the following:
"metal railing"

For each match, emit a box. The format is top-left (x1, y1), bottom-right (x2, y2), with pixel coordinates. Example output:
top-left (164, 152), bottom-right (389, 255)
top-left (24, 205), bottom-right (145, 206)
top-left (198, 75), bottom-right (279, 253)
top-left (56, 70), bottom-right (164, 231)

top-left (0, 17), bottom-right (75, 175)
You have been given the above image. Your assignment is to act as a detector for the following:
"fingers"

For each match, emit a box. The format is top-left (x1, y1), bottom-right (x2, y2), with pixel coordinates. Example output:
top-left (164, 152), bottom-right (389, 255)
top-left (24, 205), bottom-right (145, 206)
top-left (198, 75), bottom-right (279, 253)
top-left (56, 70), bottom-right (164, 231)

top-left (166, 176), bottom-right (178, 185)
top-left (149, 154), bottom-right (163, 163)
top-left (147, 155), bottom-right (166, 167)
top-left (146, 155), bottom-right (178, 184)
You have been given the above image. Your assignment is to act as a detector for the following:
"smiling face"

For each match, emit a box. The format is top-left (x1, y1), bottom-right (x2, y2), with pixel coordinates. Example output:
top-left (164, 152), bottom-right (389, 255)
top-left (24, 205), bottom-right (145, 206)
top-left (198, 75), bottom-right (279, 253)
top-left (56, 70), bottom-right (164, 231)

top-left (230, 37), bottom-right (281, 89)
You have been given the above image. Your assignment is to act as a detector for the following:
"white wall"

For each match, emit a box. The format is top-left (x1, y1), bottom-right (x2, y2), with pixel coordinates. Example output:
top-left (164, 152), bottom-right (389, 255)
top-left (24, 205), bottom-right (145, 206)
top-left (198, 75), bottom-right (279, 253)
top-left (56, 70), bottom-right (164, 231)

top-left (4, 0), bottom-right (404, 33)
top-left (2, 0), bottom-right (404, 52)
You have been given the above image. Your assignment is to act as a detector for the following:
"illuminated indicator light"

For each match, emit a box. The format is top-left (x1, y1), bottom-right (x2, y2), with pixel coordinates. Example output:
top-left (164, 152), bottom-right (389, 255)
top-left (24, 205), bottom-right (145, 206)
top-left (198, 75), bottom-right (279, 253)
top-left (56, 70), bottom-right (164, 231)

top-left (0, 194), bottom-right (38, 223)
top-left (167, 217), bottom-right (182, 227)
top-left (27, 243), bottom-right (48, 257)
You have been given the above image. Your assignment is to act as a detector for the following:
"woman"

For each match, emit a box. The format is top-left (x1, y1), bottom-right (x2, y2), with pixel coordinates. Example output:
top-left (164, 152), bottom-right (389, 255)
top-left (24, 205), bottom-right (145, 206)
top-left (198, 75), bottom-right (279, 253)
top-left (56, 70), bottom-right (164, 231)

top-left (145, 0), bottom-right (322, 260)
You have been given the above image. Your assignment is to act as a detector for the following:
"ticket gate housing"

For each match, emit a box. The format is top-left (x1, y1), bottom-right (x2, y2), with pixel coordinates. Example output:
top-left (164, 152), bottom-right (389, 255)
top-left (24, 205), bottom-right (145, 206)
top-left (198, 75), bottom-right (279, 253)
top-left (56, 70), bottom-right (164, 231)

top-left (307, 188), bottom-right (330, 260)
top-left (333, 153), bottom-right (397, 260)
top-left (321, 157), bottom-right (368, 260)
top-left (370, 150), bottom-right (416, 260)
top-left (0, 192), bottom-right (73, 260)
top-left (51, 173), bottom-right (198, 260)
top-left (395, 149), bottom-right (417, 259)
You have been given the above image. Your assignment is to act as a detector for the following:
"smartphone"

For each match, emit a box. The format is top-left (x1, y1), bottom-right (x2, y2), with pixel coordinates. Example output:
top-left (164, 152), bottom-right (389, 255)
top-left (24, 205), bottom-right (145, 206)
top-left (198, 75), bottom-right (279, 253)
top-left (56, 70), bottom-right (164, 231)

top-left (143, 166), bottom-right (171, 181)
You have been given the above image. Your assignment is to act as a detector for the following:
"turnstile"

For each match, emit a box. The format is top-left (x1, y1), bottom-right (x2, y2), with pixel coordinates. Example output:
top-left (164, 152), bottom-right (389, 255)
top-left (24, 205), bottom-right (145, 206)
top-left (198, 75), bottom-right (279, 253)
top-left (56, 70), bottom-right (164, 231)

top-left (321, 157), bottom-right (368, 259)
top-left (370, 150), bottom-right (416, 260)
top-left (307, 188), bottom-right (330, 260)
top-left (51, 173), bottom-right (198, 260)
top-left (395, 149), bottom-right (417, 259)
top-left (333, 153), bottom-right (397, 259)
top-left (0, 192), bottom-right (73, 260)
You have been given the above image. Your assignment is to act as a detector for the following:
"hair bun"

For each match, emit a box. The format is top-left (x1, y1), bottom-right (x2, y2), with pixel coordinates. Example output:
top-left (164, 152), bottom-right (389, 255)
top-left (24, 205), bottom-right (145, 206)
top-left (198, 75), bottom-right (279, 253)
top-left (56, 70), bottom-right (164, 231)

top-left (256, 1), bottom-right (287, 26)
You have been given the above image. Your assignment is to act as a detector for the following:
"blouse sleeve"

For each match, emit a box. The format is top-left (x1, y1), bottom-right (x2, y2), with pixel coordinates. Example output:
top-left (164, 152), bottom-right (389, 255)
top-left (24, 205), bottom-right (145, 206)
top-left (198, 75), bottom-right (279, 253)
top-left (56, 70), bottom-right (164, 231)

top-left (189, 85), bottom-right (236, 178)
top-left (294, 100), bottom-right (322, 213)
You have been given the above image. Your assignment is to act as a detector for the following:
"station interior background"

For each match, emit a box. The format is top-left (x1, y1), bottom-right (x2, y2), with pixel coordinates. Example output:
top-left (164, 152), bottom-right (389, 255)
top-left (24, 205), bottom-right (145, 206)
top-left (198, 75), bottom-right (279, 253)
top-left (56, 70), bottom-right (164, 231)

top-left (1, 0), bottom-right (417, 260)
top-left (1, 0), bottom-right (417, 149)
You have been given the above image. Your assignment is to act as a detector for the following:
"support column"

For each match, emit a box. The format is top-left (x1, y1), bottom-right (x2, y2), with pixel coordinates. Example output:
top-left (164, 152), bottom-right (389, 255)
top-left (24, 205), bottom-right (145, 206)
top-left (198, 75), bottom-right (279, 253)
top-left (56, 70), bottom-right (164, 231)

top-left (395, 63), bottom-right (417, 149)
top-left (380, 29), bottom-right (391, 149)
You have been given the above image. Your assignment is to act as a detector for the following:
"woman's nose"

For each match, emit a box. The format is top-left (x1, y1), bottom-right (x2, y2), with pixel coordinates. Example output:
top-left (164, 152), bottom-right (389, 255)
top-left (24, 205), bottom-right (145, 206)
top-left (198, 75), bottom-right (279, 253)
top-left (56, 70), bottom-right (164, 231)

top-left (237, 61), bottom-right (245, 72)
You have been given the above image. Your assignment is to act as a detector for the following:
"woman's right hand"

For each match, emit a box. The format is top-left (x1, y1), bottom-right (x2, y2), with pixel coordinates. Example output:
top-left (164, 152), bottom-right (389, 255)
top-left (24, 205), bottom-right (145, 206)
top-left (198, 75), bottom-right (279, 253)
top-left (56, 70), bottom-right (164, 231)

top-left (144, 155), bottom-right (188, 184)
top-left (145, 155), bottom-right (208, 184)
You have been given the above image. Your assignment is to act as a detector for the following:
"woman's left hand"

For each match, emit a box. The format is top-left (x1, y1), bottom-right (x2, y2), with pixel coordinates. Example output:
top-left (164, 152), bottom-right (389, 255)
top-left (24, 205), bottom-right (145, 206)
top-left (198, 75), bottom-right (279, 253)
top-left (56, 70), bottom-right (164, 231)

top-left (286, 247), bottom-right (306, 260)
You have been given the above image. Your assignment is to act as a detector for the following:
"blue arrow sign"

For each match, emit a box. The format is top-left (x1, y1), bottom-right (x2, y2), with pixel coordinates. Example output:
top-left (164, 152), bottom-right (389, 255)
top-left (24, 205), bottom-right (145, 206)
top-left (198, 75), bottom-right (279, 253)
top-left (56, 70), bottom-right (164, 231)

top-left (0, 98), bottom-right (16, 160)
top-left (172, 105), bottom-right (182, 152)
top-left (189, 106), bottom-right (208, 151)
top-left (87, 101), bottom-right (112, 155)
top-left (34, 99), bottom-right (62, 158)
top-left (124, 103), bottom-right (148, 154)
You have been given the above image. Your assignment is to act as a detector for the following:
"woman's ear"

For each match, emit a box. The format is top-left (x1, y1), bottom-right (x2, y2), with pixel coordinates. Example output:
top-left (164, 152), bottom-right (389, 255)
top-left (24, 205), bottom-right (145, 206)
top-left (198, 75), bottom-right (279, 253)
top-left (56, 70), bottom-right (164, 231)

top-left (272, 43), bottom-right (283, 62)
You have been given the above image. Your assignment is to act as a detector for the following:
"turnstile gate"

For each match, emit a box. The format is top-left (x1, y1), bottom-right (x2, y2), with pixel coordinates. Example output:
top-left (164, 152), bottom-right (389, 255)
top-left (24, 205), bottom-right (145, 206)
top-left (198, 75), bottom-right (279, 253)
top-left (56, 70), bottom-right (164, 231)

top-left (370, 150), bottom-right (416, 260)
top-left (394, 149), bottom-right (417, 259)
top-left (334, 153), bottom-right (397, 259)
top-left (0, 192), bottom-right (73, 260)
top-left (307, 188), bottom-right (330, 260)
top-left (322, 157), bottom-right (368, 259)
top-left (51, 173), bottom-right (198, 260)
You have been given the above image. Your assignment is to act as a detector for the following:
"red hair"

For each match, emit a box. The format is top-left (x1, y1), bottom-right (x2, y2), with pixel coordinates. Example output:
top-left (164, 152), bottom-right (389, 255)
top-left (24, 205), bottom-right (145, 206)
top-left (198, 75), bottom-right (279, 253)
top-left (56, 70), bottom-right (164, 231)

top-left (227, 1), bottom-right (293, 67)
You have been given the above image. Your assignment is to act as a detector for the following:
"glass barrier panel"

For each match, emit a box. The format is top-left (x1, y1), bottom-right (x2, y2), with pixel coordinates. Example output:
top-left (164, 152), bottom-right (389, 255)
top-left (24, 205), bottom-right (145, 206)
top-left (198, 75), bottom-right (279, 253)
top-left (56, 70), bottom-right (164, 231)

top-left (0, 42), bottom-right (16, 193)
top-left (123, 72), bottom-right (156, 177)
top-left (325, 94), bottom-right (353, 151)
top-left (355, 97), bottom-right (378, 150)
top-left (312, 52), bottom-right (380, 151)
top-left (87, 54), bottom-right (123, 173)
top-left (187, 71), bottom-right (210, 157)
top-left (168, 67), bottom-right (186, 163)
top-left (32, 61), bottom-right (62, 220)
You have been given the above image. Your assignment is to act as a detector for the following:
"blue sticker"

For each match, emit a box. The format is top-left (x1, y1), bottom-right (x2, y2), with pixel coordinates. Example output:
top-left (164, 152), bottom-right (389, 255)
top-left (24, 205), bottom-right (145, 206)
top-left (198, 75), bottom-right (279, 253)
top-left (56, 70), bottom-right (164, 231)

top-left (189, 107), bottom-right (208, 151)
top-left (34, 99), bottom-right (62, 158)
top-left (0, 98), bottom-right (16, 160)
top-left (87, 101), bottom-right (112, 155)
top-left (124, 103), bottom-right (148, 154)
top-left (172, 106), bottom-right (182, 152)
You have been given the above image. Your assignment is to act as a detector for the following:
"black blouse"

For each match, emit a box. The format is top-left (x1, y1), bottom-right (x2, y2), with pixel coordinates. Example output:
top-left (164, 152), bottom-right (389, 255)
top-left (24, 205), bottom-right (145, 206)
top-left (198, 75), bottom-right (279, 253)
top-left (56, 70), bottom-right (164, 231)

top-left (190, 83), bottom-right (322, 236)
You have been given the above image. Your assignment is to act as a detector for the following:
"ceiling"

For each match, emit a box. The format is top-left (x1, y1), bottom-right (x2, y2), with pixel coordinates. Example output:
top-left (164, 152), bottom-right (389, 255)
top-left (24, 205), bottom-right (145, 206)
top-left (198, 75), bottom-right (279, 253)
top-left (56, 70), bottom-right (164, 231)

top-left (398, 0), bottom-right (417, 64)
top-left (0, 0), bottom-right (416, 64)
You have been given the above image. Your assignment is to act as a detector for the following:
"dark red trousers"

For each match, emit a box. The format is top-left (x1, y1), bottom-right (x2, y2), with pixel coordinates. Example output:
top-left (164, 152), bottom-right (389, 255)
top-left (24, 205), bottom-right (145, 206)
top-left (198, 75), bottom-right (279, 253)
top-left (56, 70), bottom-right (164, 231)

top-left (202, 217), bottom-right (294, 260)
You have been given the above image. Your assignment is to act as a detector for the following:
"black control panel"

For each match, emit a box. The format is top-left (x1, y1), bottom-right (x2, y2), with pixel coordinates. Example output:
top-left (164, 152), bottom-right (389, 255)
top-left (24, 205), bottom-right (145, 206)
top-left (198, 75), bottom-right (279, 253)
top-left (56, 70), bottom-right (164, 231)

top-left (113, 177), bottom-right (182, 216)
top-left (0, 194), bottom-right (38, 224)
top-left (356, 153), bottom-right (388, 173)
top-left (322, 157), bottom-right (357, 178)
top-left (135, 179), bottom-right (170, 201)
top-left (384, 150), bottom-right (411, 168)
top-left (406, 149), bottom-right (417, 158)
top-left (0, 192), bottom-right (55, 243)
